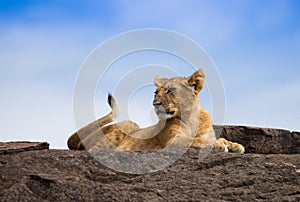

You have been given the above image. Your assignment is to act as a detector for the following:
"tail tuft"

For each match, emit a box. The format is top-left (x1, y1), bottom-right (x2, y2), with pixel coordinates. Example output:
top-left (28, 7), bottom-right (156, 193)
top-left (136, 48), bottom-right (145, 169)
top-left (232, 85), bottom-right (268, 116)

top-left (107, 93), bottom-right (119, 118)
top-left (107, 93), bottom-right (113, 106)
top-left (67, 93), bottom-right (119, 150)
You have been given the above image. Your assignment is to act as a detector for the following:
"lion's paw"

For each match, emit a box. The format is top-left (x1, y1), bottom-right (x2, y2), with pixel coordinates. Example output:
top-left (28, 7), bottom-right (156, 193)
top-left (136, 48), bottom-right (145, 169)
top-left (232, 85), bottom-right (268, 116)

top-left (228, 142), bottom-right (245, 154)
top-left (213, 138), bottom-right (229, 153)
top-left (214, 138), bottom-right (245, 154)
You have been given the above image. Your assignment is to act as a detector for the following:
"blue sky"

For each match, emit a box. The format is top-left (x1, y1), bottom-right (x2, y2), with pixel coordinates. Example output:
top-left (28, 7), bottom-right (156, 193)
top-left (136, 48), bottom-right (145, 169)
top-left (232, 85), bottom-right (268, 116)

top-left (1, 0), bottom-right (300, 148)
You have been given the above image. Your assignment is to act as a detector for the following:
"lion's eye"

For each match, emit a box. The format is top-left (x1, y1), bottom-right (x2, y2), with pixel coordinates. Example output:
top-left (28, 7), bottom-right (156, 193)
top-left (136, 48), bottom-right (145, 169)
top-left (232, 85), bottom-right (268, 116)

top-left (166, 88), bottom-right (176, 94)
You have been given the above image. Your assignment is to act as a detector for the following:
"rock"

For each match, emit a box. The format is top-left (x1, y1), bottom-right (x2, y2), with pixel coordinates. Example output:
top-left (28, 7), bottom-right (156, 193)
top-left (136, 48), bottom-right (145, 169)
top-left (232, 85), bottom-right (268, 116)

top-left (0, 141), bottom-right (49, 155)
top-left (0, 148), bottom-right (299, 201)
top-left (1, 125), bottom-right (300, 201)
top-left (214, 125), bottom-right (300, 154)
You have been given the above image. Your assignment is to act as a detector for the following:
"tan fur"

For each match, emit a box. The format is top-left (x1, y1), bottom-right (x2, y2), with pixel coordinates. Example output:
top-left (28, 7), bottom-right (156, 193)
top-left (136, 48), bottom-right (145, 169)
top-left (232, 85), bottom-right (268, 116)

top-left (68, 69), bottom-right (245, 153)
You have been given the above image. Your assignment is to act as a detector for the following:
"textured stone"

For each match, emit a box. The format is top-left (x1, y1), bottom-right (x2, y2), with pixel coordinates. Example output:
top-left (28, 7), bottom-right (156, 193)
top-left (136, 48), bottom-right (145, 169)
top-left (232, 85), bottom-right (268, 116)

top-left (214, 125), bottom-right (299, 154)
top-left (1, 125), bottom-right (300, 201)
top-left (0, 141), bottom-right (49, 155)
top-left (0, 146), bottom-right (299, 201)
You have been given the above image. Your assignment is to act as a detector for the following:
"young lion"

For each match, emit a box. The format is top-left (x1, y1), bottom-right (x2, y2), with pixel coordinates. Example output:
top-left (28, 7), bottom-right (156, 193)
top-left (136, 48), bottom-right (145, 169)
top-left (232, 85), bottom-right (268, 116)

top-left (68, 69), bottom-right (245, 153)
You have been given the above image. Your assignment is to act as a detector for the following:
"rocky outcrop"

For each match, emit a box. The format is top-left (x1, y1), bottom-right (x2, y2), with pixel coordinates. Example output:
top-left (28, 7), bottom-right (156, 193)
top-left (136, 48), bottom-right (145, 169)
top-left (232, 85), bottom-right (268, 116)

top-left (1, 126), bottom-right (300, 201)
top-left (215, 125), bottom-right (300, 154)
top-left (0, 141), bottom-right (49, 155)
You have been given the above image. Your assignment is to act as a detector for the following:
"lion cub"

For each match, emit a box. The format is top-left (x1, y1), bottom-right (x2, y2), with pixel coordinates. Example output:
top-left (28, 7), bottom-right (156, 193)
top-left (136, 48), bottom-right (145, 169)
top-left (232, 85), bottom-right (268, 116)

top-left (68, 69), bottom-right (245, 153)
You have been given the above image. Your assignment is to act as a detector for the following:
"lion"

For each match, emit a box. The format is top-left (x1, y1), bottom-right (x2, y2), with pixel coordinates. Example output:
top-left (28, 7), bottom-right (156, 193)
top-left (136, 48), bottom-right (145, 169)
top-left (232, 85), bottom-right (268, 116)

top-left (67, 69), bottom-right (245, 153)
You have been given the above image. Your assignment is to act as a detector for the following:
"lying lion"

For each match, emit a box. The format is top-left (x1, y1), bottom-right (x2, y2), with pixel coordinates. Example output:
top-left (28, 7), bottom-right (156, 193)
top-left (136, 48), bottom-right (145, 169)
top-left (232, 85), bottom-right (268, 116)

top-left (68, 69), bottom-right (245, 153)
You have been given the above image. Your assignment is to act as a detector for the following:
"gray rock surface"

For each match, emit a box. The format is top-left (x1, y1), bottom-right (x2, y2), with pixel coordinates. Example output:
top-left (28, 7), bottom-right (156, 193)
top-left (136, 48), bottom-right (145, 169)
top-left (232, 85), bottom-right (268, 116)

top-left (0, 141), bottom-right (49, 155)
top-left (1, 125), bottom-right (300, 201)
top-left (215, 125), bottom-right (300, 154)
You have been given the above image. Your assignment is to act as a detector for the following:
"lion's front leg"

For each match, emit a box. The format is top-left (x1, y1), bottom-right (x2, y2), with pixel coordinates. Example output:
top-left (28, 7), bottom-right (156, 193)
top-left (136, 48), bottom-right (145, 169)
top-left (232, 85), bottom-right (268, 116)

top-left (214, 138), bottom-right (245, 154)
top-left (166, 136), bottom-right (203, 148)
top-left (165, 133), bottom-right (207, 149)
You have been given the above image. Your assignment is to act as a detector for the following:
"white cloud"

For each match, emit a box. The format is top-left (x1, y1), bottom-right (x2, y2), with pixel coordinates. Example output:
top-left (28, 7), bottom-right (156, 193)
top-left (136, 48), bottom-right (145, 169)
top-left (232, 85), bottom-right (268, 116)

top-left (0, 24), bottom-right (105, 75)
top-left (1, 0), bottom-right (299, 150)
top-left (225, 80), bottom-right (300, 132)
top-left (0, 24), bottom-right (112, 149)
top-left (114, 0), bottom-right (241, 48)
top-left (0, 82), bottom-right (75, 149)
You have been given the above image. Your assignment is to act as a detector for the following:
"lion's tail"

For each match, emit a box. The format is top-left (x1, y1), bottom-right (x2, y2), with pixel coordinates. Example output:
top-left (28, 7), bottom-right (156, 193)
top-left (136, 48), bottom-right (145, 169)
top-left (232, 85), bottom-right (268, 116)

top-left (67, 93), bottom-right (119, 150)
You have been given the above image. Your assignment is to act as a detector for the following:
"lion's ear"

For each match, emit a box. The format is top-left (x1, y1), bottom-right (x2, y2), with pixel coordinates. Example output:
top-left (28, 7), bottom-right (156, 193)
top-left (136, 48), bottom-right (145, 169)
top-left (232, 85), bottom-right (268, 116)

top-left (187, 69), bottom-right (205, 94)
top-left (154, 76), bottom-right (167, 87)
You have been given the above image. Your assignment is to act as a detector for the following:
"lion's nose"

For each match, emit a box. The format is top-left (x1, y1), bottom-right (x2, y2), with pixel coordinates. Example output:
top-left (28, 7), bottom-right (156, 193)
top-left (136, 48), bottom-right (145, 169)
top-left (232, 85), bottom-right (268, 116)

top-left (153, 101), bottom-right (162, 106)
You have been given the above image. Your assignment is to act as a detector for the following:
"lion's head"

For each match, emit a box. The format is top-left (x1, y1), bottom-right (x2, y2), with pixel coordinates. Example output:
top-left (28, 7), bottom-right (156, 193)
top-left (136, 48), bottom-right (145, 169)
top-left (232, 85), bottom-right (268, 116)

top-left (153, 69), bottom-right (205, 120)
